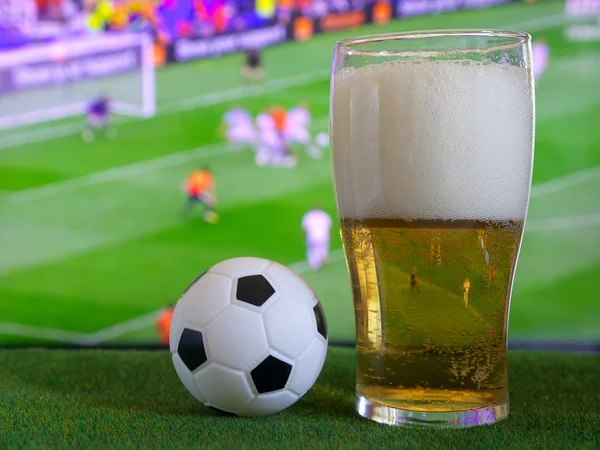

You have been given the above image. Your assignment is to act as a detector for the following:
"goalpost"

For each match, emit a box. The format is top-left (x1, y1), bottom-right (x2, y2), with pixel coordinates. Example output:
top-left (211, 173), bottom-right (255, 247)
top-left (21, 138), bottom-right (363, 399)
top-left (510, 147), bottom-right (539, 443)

top-left (0, 32), bottom-right (156, 131)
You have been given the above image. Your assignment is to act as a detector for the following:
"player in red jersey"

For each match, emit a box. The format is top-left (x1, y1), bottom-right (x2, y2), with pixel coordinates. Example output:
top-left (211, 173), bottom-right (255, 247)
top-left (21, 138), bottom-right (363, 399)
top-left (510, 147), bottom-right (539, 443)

top-left (181, 166), bottom-right (218, 223)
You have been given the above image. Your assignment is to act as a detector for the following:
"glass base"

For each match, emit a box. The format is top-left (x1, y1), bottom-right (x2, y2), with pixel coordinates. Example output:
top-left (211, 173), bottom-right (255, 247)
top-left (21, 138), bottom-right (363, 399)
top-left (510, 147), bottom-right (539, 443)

top-left (356, 394), bottom-right (509, 428)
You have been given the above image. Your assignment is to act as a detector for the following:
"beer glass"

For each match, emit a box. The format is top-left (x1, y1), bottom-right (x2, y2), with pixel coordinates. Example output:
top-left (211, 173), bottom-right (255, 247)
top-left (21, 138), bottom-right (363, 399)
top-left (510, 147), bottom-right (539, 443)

top-left (330, 31), bottom-right (534, 427)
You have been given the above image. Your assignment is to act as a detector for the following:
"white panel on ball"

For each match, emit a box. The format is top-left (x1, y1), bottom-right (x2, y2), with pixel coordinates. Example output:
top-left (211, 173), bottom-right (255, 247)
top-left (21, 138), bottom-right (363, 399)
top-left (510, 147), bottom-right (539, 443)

top-left (172, 353), bottom-right (206, 403)
top-left (237, 390), bottom-right (300, 417)
top-left (209, 257), bottom-right (272, 278)
top-left (287, 338), bottom-right (327, 396)
top-left (263, 295), bottom-right (315, 360)
top-left (182, 273), bottom-right (232, 328)
top-left (264, 262), bottom-right (317, 309)
top-left (195, 364), bottom-right (255, 412)
top-left (205, 306), bottom-right (268, 370)
top-left (169, 303), bottom-right (185, 354)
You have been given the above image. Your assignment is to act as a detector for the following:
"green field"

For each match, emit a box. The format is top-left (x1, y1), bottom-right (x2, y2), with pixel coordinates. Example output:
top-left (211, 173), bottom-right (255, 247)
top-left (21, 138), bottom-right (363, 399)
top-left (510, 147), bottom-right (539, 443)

top-left (0, 1), bottom-right (599, 345)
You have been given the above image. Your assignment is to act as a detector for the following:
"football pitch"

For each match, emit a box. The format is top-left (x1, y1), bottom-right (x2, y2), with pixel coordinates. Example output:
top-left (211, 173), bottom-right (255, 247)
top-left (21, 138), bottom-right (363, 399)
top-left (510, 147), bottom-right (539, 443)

top-left (0, 1), bottom-right (598, 346)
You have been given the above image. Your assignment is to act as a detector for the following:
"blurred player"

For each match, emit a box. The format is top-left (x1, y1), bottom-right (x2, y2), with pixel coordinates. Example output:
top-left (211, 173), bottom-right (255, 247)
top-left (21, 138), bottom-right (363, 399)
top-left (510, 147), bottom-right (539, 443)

top-left (222, 107), bottom-right (256, 148)
top-left (477, 228), bottom-right (485, 250)
top-left (430, 232), bottom-right (442, 268)
top-left (270, 105), bottom-right (286, 135)
top-left (181, 166), bottom-right (218, 223)
top-left (82, 95), bottom-right (116, 142)
top-left (477, 228), bottom-right (491, 265)
top-left (532, 40), bottom-right (550, 82)
top-left (463, 278), bottom-right (471, 307)
top-left (255, 107), bottom-right (296, 167)
top-left (410, 268), bottom-right (421, 295)
top-left (285, 102), bottom-right (321, 159)
top-left (241, 48), bottom-right (264, 84)
top-left (255, 110), bottom-right (278, 166)
top-left (302, 209), bottom-right (332, 270)
top-left (315, 132), bottom-right (330, 149)
top-left (270, 105), bottom-right (297, 167)
top-left (156, 304), bottom-right (175, 346)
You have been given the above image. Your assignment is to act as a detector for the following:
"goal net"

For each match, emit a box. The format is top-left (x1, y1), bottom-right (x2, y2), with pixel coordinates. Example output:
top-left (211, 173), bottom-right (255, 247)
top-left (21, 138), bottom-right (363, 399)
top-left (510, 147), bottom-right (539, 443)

top-left (0, 32), bottom-right (155, 131)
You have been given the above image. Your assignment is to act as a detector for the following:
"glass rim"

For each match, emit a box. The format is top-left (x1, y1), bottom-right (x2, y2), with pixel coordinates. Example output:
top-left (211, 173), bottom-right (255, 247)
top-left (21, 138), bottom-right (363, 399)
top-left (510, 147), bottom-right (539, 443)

top-left (336, 29), bottom-right (531, 56)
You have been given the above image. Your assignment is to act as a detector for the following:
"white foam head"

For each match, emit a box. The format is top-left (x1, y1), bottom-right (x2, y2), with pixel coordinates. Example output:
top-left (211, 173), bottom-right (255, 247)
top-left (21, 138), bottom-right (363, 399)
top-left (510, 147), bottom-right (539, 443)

top-left (332, 60), bottom-right (534, 222)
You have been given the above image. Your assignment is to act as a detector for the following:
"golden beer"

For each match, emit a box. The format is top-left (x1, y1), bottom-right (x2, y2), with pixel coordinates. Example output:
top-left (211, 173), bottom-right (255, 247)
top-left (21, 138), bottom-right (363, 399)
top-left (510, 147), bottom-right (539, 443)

top-left (331, 31), bottom-right (534, 426)
top-left (342, 218), bottom-right (523, 412)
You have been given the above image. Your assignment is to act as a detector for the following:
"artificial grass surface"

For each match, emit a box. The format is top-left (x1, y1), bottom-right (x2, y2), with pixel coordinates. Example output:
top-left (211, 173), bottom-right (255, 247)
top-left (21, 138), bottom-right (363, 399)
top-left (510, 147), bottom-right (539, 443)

top-left (1, 347), bottom-right (598, 448)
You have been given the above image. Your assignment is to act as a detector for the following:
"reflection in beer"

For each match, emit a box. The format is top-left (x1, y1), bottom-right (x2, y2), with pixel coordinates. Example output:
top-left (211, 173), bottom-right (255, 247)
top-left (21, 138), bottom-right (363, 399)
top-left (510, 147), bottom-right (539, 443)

top-left (349, 226), bottom-right (382, 349)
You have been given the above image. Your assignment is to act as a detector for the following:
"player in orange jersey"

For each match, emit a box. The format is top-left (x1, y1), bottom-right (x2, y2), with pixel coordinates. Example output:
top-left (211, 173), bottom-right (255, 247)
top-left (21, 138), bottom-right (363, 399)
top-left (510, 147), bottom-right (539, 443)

top-left (156, 305), bottom-right (174, 346)
top-left (181, 166), bottom-right (218, 223)
top-left (269, 105), bottom-right (296, 167)
top-left (269, 106), bottom-right (287, 135)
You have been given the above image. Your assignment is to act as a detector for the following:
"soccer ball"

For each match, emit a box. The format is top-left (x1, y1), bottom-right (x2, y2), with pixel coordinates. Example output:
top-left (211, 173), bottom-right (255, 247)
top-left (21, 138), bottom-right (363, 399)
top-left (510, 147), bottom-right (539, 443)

top-left (170, 257), bottom-right (328, 417)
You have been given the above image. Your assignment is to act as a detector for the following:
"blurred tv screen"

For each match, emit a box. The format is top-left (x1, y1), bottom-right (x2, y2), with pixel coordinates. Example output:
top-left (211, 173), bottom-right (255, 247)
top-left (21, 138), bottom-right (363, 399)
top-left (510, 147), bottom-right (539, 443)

top-left (0, 0), bottom-right (599, 347)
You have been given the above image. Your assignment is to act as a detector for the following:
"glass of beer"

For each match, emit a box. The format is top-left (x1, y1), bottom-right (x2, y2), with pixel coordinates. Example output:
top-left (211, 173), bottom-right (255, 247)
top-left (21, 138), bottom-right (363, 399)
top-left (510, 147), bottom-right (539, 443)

top-left (330, 30), bottom-right (534, 427)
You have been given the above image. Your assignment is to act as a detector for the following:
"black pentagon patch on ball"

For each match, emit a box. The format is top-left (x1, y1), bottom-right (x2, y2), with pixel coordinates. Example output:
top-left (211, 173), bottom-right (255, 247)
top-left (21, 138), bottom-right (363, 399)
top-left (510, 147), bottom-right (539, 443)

top-left (236, 274), bottom-right (275, 307)
top-left (177, 328), bottom-right (208, 371)
top-left (313, 302), bottom-right (327, 339)
top-left (183, 269), bottom-right (208, 294)
top-left (251, 355), bottom-right (293, 394)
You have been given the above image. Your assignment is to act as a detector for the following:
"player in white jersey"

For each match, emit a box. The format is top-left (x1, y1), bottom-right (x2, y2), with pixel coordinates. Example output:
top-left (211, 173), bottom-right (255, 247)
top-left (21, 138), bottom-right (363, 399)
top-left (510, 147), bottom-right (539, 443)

top-left (255, 110), bottom-right (296, 167)
top-left (302, 209), bottom-right (332, 270)
top-left (255, 112), bottom-right (278, 166)
top-left (532, 40), bottom-right (550, 82)
top-left (285, 103), bottom-right (321, 159)
top-left (223, 107), bottom-right (256, 147)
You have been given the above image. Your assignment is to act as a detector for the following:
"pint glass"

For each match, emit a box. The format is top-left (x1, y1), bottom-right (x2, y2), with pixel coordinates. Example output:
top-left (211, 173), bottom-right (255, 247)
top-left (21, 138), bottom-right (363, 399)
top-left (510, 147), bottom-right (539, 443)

top-left (330, 31), bottom-right (535, 427)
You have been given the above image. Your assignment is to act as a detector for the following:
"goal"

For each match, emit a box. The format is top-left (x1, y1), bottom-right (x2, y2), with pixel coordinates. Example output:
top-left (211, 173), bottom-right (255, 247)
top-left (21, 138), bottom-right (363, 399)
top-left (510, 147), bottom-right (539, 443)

top-left (0, 32), bottom-right (156, 130)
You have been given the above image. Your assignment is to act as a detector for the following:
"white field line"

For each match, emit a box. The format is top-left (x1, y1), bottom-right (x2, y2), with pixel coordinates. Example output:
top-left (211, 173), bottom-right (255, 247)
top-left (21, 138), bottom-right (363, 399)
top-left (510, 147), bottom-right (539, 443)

top-left (287, 248), bottom-right (345, 273)
top-left (0, 69), bottom-right (328, 151)
top-left (84, 309), bottom-right (168, 345)
top-left (526, 212), bottom-right (600, 233)
top-left (503, 11), bottom-right (567, 32)
top-left (5, 153), bottom-right (597, 344)
top-left (530, 165), bottom-right (600, 198)
top-left (161, 69), bottom-right (329, 114)
top-left (3, 143), bottom-right (231, 205)
top-left (0, 122), bottom-right (89, 149)
top-left (0, 11), bottom-right (567, 150)
top-left (0, 322), bottom-right (88, 344)
top-left (4, 156), bottom-right (600, 344)
top-left (0, 248), bottom-right (345, 345)
top-left (2, 116), bottom-right (329, 205)
top-left (3, 142), bottom-right (596, 208)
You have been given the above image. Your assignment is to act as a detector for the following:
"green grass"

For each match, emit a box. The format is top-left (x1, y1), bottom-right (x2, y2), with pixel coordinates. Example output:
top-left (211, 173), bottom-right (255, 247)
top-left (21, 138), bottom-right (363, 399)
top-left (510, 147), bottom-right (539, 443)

top-left (0, 1), bottom-right (599, 345)
top-left (0, 347), bottom-right (598, 448)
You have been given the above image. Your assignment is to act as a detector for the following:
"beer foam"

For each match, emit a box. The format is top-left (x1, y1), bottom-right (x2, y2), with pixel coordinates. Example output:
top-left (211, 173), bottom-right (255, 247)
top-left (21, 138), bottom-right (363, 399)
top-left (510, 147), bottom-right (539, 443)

top-left (332, 60), bottom-right (534, 221)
